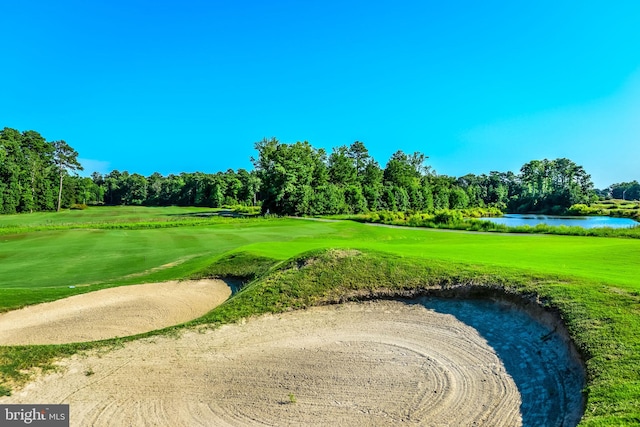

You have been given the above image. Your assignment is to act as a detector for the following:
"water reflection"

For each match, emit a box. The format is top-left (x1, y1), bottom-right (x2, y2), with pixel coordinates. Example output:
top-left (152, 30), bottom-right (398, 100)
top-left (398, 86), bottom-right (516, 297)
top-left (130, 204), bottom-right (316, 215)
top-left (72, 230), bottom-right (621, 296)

top-left (482, 214), bottom-right (638, 229)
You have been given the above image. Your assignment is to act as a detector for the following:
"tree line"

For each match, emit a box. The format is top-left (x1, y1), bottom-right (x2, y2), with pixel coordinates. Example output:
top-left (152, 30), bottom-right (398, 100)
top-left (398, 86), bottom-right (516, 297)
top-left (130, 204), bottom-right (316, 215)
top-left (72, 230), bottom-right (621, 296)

top-left (92, 169), bottom-right (260, 208)
top-left (252, 138), bottom-right (597, 216)
top-left (2, 127), bottom-right (636, 215)
top-left (604, 181), bottom-right (640, 201)
top-left (0, 127), bottom-right (82, 214)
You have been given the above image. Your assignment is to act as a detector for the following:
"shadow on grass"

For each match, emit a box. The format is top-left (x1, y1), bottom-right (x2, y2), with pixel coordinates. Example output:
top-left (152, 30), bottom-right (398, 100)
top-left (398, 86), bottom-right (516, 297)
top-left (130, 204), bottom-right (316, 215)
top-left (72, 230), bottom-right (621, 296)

top-left (166, 209), bottom-right (247, 218)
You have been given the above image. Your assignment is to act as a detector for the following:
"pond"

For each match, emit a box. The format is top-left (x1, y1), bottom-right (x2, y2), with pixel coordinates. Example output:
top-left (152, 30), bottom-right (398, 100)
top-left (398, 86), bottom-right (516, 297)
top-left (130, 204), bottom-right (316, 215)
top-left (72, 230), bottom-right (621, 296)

top-left (481, 214), bottom-right (638, 229)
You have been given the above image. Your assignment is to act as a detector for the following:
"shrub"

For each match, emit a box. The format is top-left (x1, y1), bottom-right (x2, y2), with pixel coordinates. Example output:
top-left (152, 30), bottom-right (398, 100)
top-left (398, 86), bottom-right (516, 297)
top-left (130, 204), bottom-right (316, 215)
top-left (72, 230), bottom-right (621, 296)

top-left (368, 212), bottom-right (380, 222)
top-left (459, 207), bottom-right (503, 218)
top-left (567, 204), bottom-right (592, 216)
top-left (433, 209), bottom-right (464, 225)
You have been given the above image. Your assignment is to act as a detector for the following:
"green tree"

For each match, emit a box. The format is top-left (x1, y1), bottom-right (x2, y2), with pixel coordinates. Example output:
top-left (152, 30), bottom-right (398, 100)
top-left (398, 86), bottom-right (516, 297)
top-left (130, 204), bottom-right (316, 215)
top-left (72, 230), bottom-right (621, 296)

top-left (429, 175), bottom-right (454, 210)
top-left (52, 141), bottom-right (83, 211)
top-left (609, 181), bottom-right (640, 201)
top-left (449, 187), bottom-right (470, 209)
top-left (344, 184), bottom-right (368, 213)
top-left (164, 174), bottom-right (187, 205)
top-left (145, 172), bottom-right (164, 205)
top-left (383, 150), bottom-right (425, 188)
top-left (515, 158), bottom-right (594, 212)
top-left (0, 128), bottom-right (24, 213)
top-left (383, 150), bottom-right (432, 210)
top-left (202, 174), bottom-right (226, 207)
top-left (360, 159), bottom-right (383, 211)
top-left (74, 177), bottom-right (101, 204)
top-left (311, 184), bottom-right (347, 215)
top-left (347, 141), bottom-right (371, 181)
top-left (123, 173), bottom-right (148, 205)
top-left (22, 130), bottom-right (55, 212)
top-left (237, 169), bottom-right (261, 205)
top-left (328, 146), bottom-right (357, 186)
top-left (252, 138), bottom-right (327, 215)
top-left (103, 170), bottom-right (123, 205)
top-left (222, 169), bottom-right (243, 205)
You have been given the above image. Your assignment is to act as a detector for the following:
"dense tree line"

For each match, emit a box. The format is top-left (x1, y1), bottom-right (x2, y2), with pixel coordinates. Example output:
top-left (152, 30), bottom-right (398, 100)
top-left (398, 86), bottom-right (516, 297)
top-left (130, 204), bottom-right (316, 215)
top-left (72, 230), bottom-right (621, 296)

top-left (0, 127), bottom-right (83, 213)
top-left (252, 138), bottom-right (596, 216)
top-left (0, 127), bottom-right (262, 212)
top-left (509, 158), bottom-right (595, 213)
top-left (606, 181), bottom-right (640, 201)
top-left (2, 127), bottom-right (613, 215)
top-left (93, 169), bottom-right (260, 208)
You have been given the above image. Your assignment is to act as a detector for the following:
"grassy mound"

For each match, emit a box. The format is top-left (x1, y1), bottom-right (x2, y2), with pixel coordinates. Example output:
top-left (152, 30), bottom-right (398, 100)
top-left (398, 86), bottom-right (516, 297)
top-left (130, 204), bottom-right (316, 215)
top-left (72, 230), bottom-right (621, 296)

top-left (190, 251), bottom-right (281, 285)
top-left (2, 248), bottom-right (640, 425)
top-left (192, 249), bottom-right (639, 426)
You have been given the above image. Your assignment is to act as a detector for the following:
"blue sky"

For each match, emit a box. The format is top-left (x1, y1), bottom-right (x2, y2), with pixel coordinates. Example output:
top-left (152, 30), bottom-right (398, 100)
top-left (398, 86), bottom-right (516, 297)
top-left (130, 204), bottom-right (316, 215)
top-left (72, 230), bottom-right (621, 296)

top-left (2, 1), bottom-right (639, 188)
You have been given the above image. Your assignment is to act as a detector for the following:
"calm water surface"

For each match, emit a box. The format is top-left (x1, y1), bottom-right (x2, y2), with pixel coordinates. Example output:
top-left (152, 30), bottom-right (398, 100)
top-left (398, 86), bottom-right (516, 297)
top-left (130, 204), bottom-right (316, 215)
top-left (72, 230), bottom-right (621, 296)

top-left (482, 214), bottom-right (638, 229)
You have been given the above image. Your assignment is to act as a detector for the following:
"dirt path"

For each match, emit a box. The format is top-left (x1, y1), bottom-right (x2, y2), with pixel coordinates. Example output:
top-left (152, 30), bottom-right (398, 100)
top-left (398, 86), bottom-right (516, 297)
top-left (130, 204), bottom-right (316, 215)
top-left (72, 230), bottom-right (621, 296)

top-left (1, 299), bottom-right (583, 426)
top-left (0, 280), bottom-right (231, 345)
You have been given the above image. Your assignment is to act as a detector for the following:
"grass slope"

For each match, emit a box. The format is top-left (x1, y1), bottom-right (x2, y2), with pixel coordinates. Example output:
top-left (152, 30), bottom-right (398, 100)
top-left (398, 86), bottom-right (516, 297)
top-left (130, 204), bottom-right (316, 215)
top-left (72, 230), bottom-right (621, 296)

top-left (0, 207), bottom-right (639, 425)
top-left (0, 205), bottom-right (219, 227)
top-left (190, 249), bottom-right (640, 426)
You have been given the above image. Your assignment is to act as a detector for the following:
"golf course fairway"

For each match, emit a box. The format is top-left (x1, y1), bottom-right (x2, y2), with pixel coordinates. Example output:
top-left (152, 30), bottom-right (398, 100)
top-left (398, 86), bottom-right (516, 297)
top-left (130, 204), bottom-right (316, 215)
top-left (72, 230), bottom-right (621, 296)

top-left (0, 207), bottom-right (638, 426)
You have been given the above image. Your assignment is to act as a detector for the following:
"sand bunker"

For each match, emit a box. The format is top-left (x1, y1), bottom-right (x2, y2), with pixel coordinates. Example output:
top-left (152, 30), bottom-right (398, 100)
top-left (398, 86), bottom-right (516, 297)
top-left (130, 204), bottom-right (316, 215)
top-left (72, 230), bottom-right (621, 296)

top-left (0, 280), bottom-right (231, 345)
top-left (1, 299), bottom-right (584, 426)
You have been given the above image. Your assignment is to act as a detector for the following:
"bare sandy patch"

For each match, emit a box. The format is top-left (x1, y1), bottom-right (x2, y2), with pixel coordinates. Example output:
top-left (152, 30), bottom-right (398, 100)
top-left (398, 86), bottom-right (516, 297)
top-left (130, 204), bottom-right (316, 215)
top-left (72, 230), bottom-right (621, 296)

top-left (1, 299), bottom-right (583, 426)
top-left (0, 280), bottom-right (231, 345)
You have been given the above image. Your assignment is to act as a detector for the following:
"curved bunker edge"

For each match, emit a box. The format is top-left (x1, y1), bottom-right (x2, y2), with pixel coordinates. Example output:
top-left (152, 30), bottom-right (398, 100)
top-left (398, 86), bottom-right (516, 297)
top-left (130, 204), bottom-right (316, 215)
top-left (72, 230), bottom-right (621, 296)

top-left (325, 285), bottom-right (587, 426)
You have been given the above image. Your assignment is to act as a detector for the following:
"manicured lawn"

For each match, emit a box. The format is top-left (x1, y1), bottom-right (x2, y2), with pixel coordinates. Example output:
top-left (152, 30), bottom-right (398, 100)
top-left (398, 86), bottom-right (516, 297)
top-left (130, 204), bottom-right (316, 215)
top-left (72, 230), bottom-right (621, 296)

top-left (0, 212), bottom-right (338, 309)
top-left (1, 207), bottom-right (639, 425)
top-left (0, 205), bottom-right (217, 227)
top-left (2, 215), bottom-right (639, 292)
top-left (1, 208), bottom-right (638, 309)
top-left (239, 222), bottom-right (640, 290)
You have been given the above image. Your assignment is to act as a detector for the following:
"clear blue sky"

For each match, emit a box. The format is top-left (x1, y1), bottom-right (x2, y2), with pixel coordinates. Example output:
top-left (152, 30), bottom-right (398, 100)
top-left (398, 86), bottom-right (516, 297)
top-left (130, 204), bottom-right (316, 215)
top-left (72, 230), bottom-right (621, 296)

top-left (2, 1), bottom-right (639, 188)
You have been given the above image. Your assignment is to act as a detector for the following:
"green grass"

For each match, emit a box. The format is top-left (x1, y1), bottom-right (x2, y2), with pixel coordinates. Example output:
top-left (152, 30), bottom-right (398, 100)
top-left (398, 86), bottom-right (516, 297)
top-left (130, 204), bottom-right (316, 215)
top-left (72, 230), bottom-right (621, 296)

top-left (345, 210), bottom-right (640, 238)
top-left (189, 251), bottom-right (280, 284)
top-left (569, 200), bottom-right (640, 220)
top-left (187, 249), bottom-right (640, 426)
top-left (1, 206), bottom-right (639, 425)
top-left (0, 205), bottom-right (220, 227)
top-left (0, 210), bottom-right (336, 309)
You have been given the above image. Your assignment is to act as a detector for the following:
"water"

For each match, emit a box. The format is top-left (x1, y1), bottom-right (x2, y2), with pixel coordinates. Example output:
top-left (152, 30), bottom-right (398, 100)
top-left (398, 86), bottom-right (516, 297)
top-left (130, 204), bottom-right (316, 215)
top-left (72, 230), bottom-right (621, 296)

top-left (481, 214), bottom-right (638, 229)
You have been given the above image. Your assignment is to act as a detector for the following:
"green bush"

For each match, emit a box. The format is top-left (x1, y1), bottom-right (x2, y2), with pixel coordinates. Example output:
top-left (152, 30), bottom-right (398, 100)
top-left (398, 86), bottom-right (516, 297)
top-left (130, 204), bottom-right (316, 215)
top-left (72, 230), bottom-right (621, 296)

top-left (433, 209), bottom-right (464, 225)
top-left (567, 204), bottom-right (593, 216)
top-left (221, 204), bottom-right (261, 215)
top-left (350, 207), bottom-right (640, 238)
top-left (459, 207), bottom-right (503, 218)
